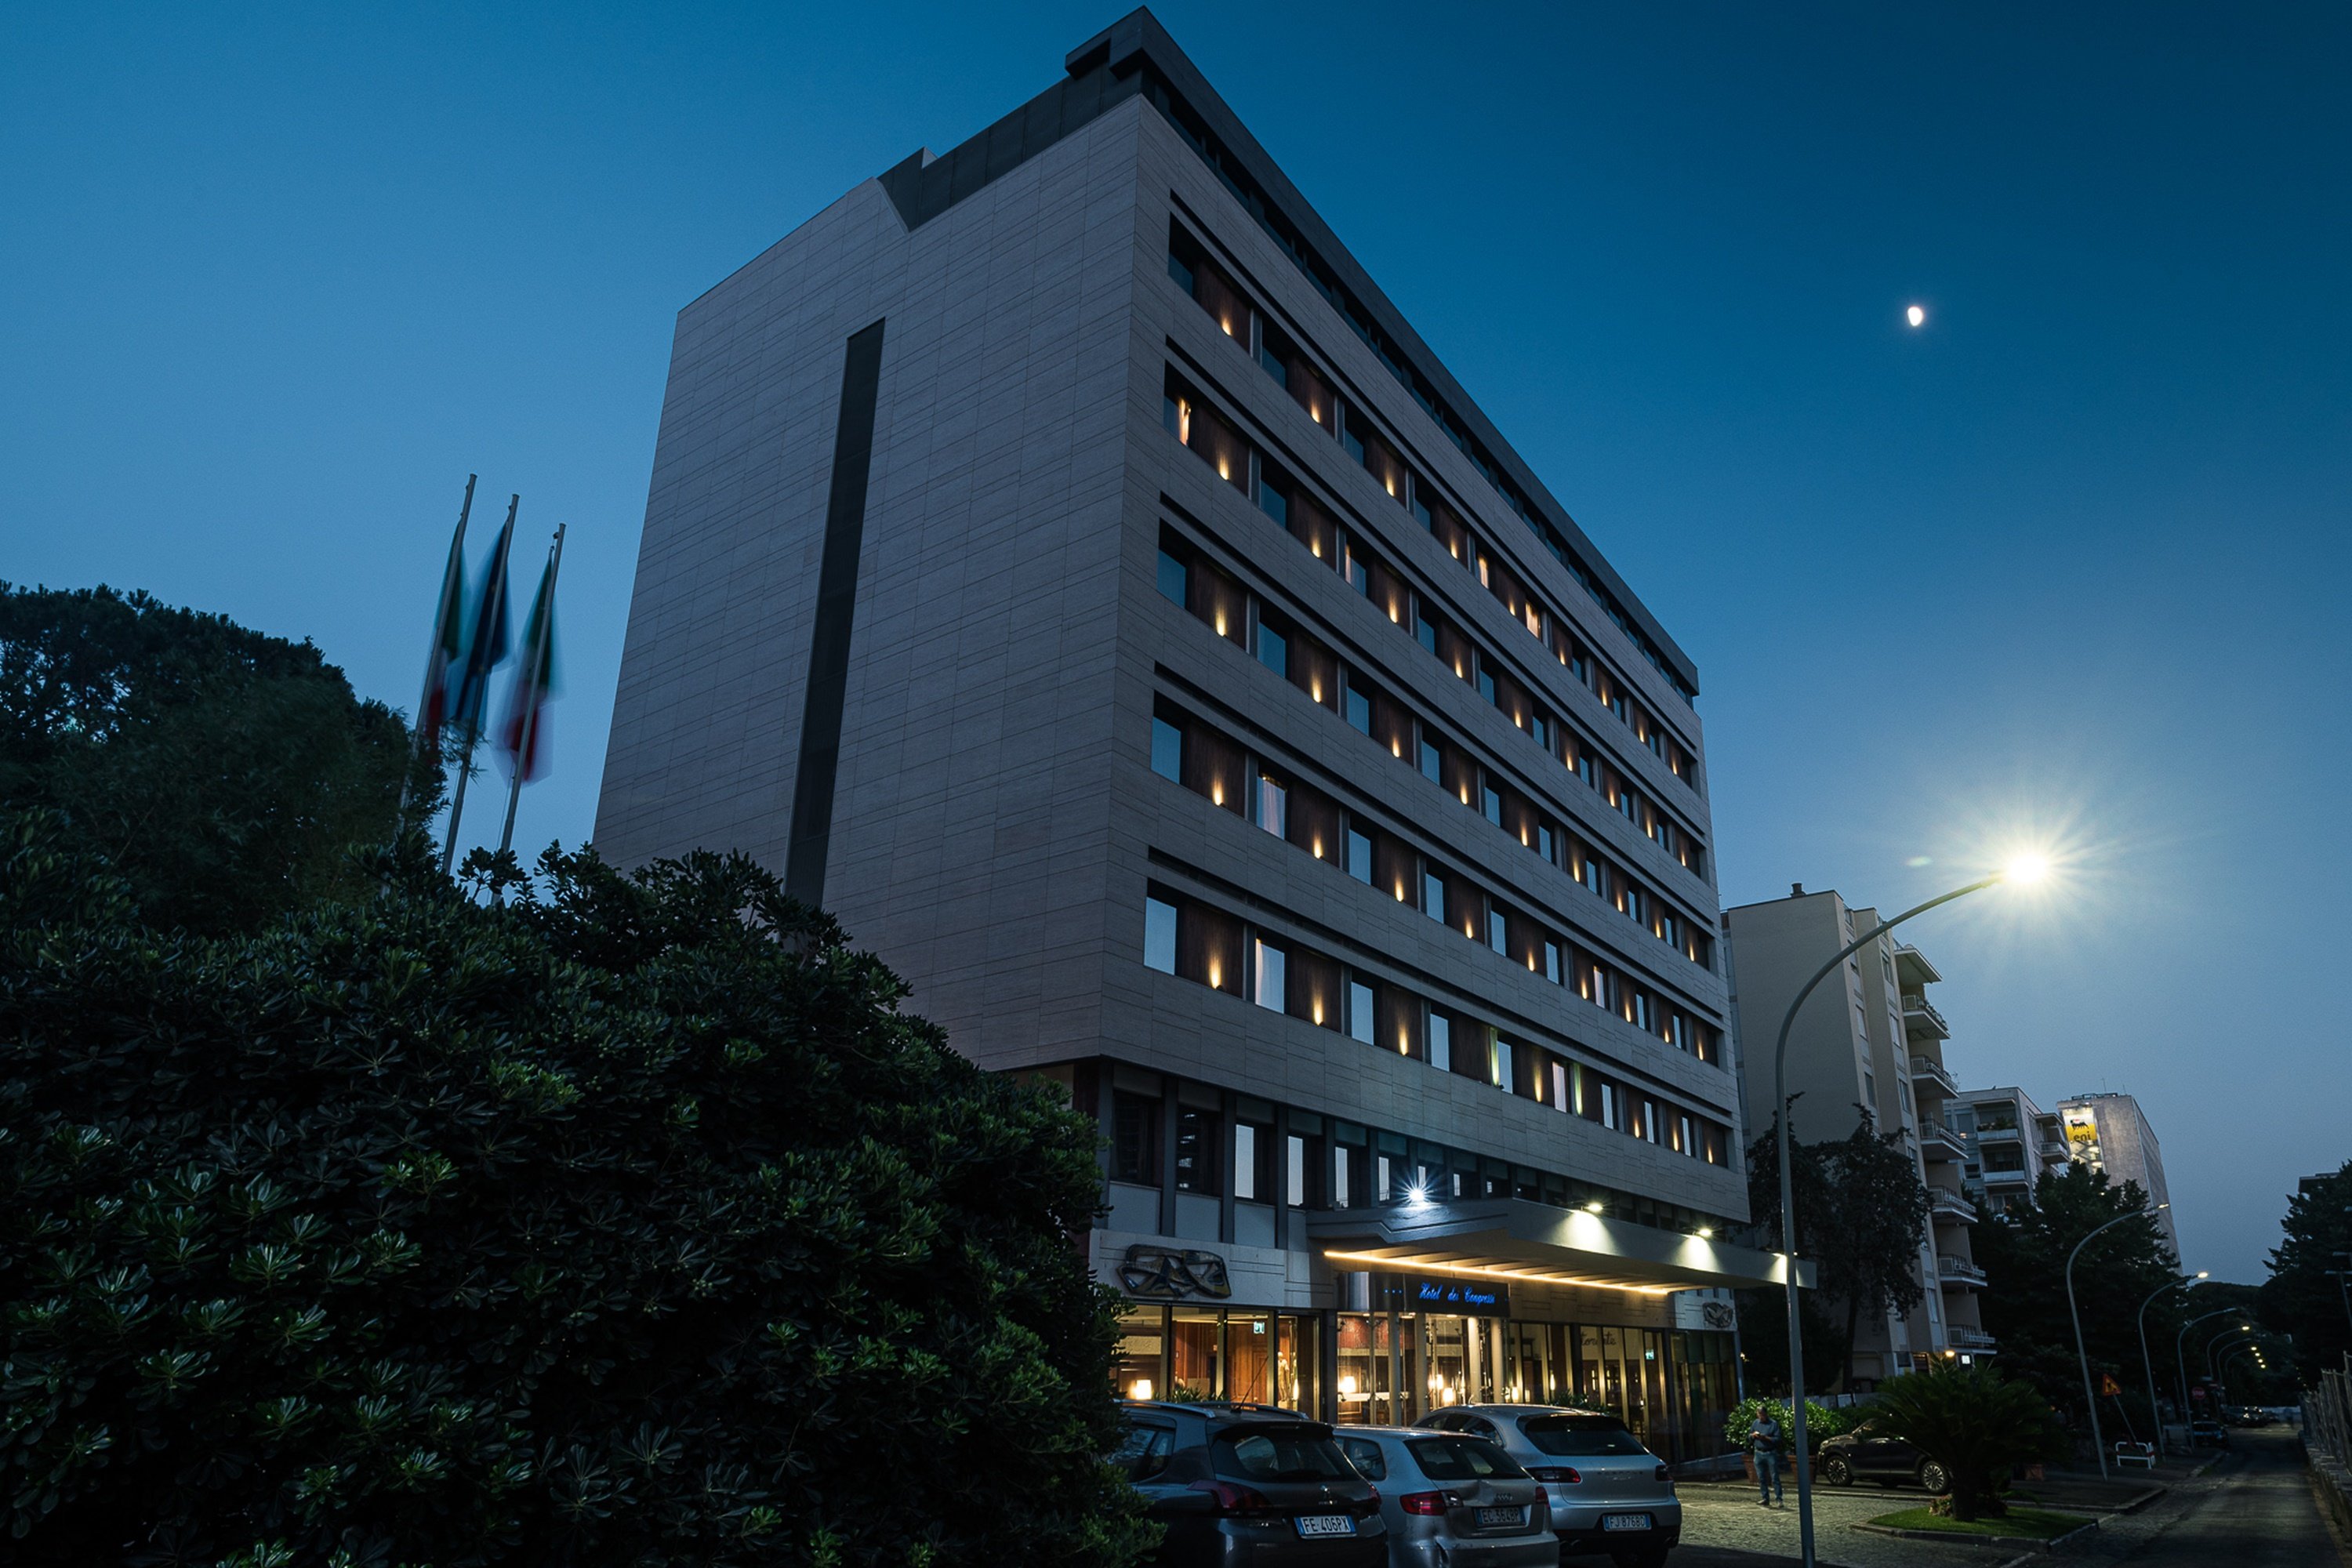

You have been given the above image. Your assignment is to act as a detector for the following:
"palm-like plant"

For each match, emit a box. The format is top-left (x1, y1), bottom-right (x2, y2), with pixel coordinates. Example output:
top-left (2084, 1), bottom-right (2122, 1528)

top-left (1871, 1363), bottom-right (2064, 1520)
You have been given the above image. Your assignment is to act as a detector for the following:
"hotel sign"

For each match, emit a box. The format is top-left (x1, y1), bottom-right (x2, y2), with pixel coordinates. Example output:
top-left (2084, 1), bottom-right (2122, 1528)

top-left (1404, 1276), bottom-right (1509, 1317)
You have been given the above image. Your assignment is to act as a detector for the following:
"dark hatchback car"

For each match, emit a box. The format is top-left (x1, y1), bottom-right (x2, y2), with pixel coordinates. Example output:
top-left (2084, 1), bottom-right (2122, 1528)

top-left (1817, 1418), bottom-right (1953, 1494)
top-left (1115, 1402), bottom-right (1387, 1566)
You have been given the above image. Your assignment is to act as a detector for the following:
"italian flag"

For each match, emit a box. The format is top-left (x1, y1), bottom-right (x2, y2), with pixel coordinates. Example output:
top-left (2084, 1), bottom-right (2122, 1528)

top-left (495, 550), bottom-right (561, 782)
top-left (416, 509), bottom-right (468, 754)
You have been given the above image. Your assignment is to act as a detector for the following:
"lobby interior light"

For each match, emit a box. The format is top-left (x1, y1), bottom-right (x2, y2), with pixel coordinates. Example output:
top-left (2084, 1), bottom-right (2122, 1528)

top-left (1129, 1378), bottom-right (1152, 1402)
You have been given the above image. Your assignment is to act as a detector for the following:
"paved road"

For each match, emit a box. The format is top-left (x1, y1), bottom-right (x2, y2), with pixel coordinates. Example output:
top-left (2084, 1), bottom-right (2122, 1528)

top-left (1661, 1427), bottom-right (2347, 1568)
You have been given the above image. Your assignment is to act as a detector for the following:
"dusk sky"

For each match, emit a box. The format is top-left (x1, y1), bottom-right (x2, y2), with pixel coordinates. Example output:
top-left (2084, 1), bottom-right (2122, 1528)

top-left (5, 2), bottom-right (2344, 1282)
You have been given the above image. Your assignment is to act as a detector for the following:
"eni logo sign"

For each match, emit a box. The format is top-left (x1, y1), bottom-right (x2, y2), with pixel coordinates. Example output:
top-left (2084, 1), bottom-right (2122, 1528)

top-left (1119, 1245), bottom-right (1233, 1302)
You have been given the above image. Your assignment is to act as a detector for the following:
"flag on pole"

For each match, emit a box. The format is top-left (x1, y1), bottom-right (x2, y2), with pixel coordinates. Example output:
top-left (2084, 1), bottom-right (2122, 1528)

top-left (495, 539), bottom-right (561, 782)
top-left (449, 498), bottom-right (517, 742)
top-left (414, 478), bottom-right (474, 756)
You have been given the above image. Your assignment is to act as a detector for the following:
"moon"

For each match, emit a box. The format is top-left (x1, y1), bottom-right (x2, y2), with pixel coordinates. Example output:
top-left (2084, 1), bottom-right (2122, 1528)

top-left (1907, 304), bottom-right (1927, 328)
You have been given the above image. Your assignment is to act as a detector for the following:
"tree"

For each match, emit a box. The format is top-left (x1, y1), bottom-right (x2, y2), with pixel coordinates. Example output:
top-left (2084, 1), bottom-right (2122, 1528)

top-left (0, 818), bottom-right (1151, 1566)
top-left (1743, 1111), bottom-right (1931, 1389)
top-left (2261, 1161), bottom-right (2352, 1385)
top-left (0, 583), bottom-right (423, 935)
top-left (1973, 1163), bottom-right (2179, 1439)
top-left (1868, 1363), bottom-right (2063, 1521)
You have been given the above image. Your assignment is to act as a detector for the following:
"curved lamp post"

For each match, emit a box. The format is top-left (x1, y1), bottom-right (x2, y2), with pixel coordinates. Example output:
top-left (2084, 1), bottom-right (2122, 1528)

top-left (2067, 1204), bottom-right (2166, 1478)
top-left (2175, 1308), bottom-right (2245, 1428)
top-left (1769, 855), bottom-right (2046, 1567)
top-left (2136, 1272), bottom-right (2206, 1454)
top-left (2205, 1325), bottom-right (2252, 1381)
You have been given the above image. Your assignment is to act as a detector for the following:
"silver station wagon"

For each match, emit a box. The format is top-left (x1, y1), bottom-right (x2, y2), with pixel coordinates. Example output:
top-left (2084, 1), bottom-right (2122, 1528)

top-left (1334, 1427), bottom-right (1557, 1567)
top-left (1417, 1406), bottom-right (1679, 1567)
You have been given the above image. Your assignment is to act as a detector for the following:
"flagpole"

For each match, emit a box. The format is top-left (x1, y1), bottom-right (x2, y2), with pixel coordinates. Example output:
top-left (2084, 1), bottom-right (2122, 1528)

top-left (443, 493), bottom-right (519, 876)
top-left (496, 522), bottom-right (566, 877)
top-left (399, 473), bottom-right (474, 819)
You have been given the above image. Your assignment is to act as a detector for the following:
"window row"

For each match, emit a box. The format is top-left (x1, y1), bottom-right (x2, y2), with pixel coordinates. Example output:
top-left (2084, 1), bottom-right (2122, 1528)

top-left (1141, 887), bottom-right (1730, 1167)
top-left (1109, 1078), bottom-right (1730, 1234)
top-left (1155, 532), bottom-right (1715, 971)
top-left (1160, 368), bottom-right (1705, 872)
top-left (1165, 220), bottom-right (1700, 721)
top-left (1151, 700), bottom-right (1721, 1065)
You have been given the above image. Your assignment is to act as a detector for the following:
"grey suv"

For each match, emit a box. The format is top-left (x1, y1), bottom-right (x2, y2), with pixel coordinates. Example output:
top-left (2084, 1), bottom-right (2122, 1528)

top-left (1115, 1401), bottom-right (1387, 1566)
top-left (1419, 1406), bottom-right (1678, 1566)
top-left (1333, 1427), bottom-right (1557, 1566)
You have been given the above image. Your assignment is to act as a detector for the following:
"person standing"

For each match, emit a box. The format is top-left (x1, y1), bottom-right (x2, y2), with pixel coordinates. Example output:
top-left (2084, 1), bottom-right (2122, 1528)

top-left (1751, 1406), bottom-right (1785, 1507)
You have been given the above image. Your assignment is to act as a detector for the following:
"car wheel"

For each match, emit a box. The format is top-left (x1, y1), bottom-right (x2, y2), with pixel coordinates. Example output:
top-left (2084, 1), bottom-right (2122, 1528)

top-left (1823, 1456), bottom-right (1853, 1486)
top-left (1918, 1459), bottom-right (1952, 1494)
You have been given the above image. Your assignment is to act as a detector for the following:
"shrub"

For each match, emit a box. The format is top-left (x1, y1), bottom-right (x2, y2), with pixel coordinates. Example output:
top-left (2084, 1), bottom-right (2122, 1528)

top-left (1870, 1363), bottom-right (2064, 1521)
top-left (1723, 1396), bottom-right (1863, 1454)
top-left (0, 823), bottom-right (1151, 1566)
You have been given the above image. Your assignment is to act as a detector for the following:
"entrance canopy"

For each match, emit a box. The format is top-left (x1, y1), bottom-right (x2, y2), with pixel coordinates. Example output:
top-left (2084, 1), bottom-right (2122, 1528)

top-left (1308, 1197), bottom-right (1812, 1294)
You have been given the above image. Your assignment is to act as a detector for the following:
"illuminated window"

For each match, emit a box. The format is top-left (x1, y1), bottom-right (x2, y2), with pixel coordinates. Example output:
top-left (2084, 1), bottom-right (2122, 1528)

top-left (1428, 1014), bottom-right (1452, 1073)
top-left (1255, 775), bottom-right (1287, 838)
top-left (1253, 939), bottom-right (1287, 1013)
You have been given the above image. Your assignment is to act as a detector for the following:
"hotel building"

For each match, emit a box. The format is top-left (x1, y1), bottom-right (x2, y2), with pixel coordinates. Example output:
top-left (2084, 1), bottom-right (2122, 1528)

top-left (593, 9), bottom-right (1792, 1457)
top-left (2056, 1092), bottom-right (2179, 1257)
top-left (1723, 887), bottom-right (1995, 1372)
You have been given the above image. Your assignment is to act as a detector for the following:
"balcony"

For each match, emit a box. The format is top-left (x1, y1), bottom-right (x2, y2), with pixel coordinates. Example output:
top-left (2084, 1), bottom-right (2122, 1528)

top-left (1928, 1188), bottom-right (1980, 1225)
top-left (1901, 993), bottom-right (1951, 1040)
top-left (1975, 1123), bottom-right (2022, 1145)
top-left (1937, 1256), bottom-right (1989, 1289)
top-left (1909, 1054), bottom-right (1958, 1098)
top-left (1916, 1120), bottom-right (1968, 1163)
top-left (2040, 1141), bottom-right (2071, 1163)
top-left (1949, 1326), bottom-right (1999, 1351)
top-left (1980, 1165), bottom-right (2031, 1186)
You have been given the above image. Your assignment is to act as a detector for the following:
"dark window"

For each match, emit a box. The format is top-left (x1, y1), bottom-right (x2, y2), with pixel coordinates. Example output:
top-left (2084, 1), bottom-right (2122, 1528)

top-left (1256, 620), bottom-right (1288, 678)
top-left (1156, 549), bottom-right (1188, 607)
top-left (1405, 1437), bottom-right (1526, 1481)
top-left (1519, 1415), bottom-right (1646, 1457)
top-left (1174, 1106), bottom-right (1221, 1195)
top-left (1150, 717), bottom-right (1183, 782)
top-left (1112, 1094), bottom-right (1160, 1185)
top-left (1345, 827), bottom-right (1373, 884)
top-left (1214, 1428), bottom-right (1358, 1482)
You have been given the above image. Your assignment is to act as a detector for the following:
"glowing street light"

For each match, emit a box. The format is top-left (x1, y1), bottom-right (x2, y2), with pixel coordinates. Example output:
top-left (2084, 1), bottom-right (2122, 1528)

top-left (1769, 855), bottom-right (2051, 1566)
top-left (2136, 1272), bottom-right (2209, 1455)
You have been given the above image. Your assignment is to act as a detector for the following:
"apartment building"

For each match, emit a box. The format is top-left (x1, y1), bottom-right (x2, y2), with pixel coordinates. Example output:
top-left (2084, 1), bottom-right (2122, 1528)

top-left (2058, 1093), bottom-right (2179, 1257)
top-left (590, 10), bottom-right (1790, 1458)
top-left (1723, 887), bottom-right (1994, 1374)
top-left (1948, 1087), bottom-right (2069, 1217)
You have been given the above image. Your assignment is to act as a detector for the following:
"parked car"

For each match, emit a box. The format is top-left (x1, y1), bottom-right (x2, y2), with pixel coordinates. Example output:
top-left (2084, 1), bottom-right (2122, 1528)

top-left (1333, 1428), bottom-right (1558, 1567)
top-left (1817, 1417), bottom-right (1953, 1494)
top-left (2188, 1418), bottom-right (2230, 1449)
top-left (1418, 1405), bottom-right (1679, 1566)
top-left (1114, 1401), bottom-right (1387, 1566)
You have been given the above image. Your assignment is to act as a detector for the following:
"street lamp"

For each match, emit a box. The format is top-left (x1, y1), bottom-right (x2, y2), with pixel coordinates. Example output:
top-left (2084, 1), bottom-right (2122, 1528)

top-left (2136, 1272), bottom-right (2206, 1455)
top-left (2176, 1308), bottom-right (2245, 1429)
top-left (2205, 1325), bottom-right (2252, 1385)
top-left (1767, 855), bottom-right (2047, 1567)
top-left (2067, 1203), bottom-right (2167, 1478)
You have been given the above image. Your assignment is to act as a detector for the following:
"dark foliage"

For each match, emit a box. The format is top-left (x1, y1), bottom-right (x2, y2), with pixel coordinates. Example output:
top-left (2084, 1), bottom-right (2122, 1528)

top-left (0, 818), bottom-right (1149, 1566)
top-left (0, 583), bottom-right (424, 936)
top-left (1741, 1112), bottom-right (1930, 1389)
top-left (1869, 1363), bottom-right (2063, 1521)
top-left (2262, 1160), bottom-right (2352, 1385)
top-left (1973, 1163), bottom-right (2179, 1438)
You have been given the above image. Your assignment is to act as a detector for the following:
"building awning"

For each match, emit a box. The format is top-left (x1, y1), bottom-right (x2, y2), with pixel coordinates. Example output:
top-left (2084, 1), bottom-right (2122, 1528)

top-left (1306, 1197), bottom-right (1813, 1295)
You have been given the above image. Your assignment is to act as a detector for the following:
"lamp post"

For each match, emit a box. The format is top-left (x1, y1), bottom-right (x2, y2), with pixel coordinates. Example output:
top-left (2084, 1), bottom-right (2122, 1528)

top-left (2067, 1205), bottom-right (2165, 1478)
top-left (2136, 1272), bottom-right (2206, 1455)
top-left (1766, 856), bottom-right (2045, 1568)
top-left (2205, 1325), bottom-right (2251, 1381)
top-left (2175, 1309), bottom-right (2245, 1431)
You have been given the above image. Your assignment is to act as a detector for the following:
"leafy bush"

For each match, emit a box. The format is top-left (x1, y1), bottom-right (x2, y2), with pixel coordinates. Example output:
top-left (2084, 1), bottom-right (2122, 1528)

top-left (1870, 1363), bottom-right (2064, 1522)
top-left (0, 822), bottom-right (1150, 1566)
top-left (1723, 1396), bottom-right (1864, 1453)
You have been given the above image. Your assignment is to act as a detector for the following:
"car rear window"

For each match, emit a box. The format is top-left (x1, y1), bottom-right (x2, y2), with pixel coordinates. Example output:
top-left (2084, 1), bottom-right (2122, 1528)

top-left (1213, 1425), bottom-right (1359, 1483)
top-left (1519, 1414), bottom-right (1647, 1456)
top-left (1404, 1436), bottom-right (1528, 1481)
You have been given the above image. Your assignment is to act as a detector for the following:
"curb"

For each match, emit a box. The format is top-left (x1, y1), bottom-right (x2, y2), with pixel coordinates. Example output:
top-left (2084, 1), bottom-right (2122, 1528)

top-left (1853, 1517), bottom-right (2100, 1553)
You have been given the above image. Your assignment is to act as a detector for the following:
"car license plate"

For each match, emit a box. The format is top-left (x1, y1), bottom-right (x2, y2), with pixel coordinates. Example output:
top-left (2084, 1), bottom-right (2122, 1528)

top-left (1294, 1514), bottom-right (1355, 1537)
top-left (1476, 1505), bottom-right (1526, 1527)
top-left (1602, 1513), bottom-right (1653, 1532)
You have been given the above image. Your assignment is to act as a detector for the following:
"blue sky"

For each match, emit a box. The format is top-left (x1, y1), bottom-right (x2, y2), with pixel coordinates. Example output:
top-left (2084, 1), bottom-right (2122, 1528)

top-left (4, 2), bottom-right (2344, 1281)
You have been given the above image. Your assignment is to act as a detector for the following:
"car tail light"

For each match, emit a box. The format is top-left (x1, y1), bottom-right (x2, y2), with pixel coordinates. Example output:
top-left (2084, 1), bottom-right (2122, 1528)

top-left (1398, 1489), bottom-right (1457, 1515)
top-left (1188, 1479), bottom-right (1276, 1516)
top-left (1526, 1466), bottom-right (1582, 1484)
